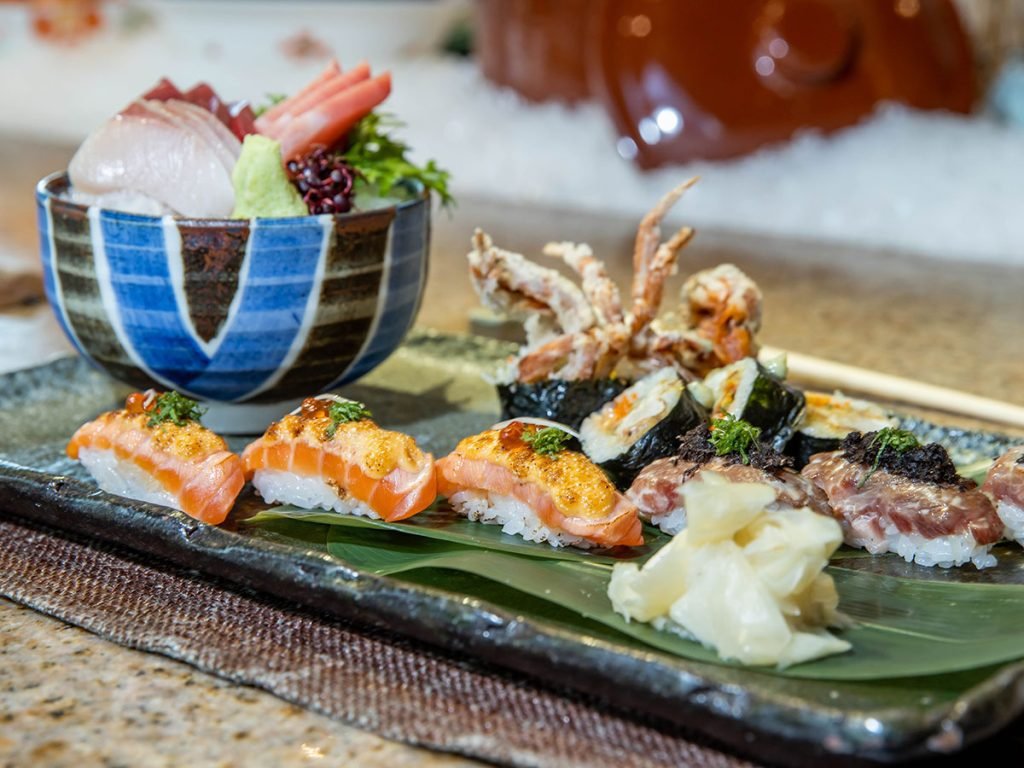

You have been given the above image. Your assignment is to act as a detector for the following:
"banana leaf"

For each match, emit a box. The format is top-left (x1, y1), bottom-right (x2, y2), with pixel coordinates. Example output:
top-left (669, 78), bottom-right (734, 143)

top-left (245, 505), bottom-right (664, 565)
top-left (246, 507), bottom-right (1024, 680)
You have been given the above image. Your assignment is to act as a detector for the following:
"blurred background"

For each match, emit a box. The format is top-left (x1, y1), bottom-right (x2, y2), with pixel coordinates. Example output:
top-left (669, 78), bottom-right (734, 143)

top-left (2, 0), bottom-right (1024, 374)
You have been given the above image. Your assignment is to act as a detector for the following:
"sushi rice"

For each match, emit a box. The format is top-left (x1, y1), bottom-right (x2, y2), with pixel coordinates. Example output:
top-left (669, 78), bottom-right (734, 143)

top-left (252, 469), bottom-right (378, 519)
top-left (847, 516), bottom-right (997, 569)
top-left (448, 490), bottom-right (594, 548)
top-left (78, 447), bottom-right (179, 510)
top-left (580, 367), bottom-right (682, 463)
top-left (995, 500), bottom-right (1024, 546)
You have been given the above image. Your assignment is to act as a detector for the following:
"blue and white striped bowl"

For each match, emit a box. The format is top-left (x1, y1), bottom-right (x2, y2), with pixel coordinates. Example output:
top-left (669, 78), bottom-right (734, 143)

top-left (36, 172), bottom-right (430, 406)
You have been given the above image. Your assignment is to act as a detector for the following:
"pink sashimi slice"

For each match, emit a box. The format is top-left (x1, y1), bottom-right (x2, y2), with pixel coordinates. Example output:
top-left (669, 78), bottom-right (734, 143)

top-left (260, 62), bottom-right (372, 134)
top-left (275, 72), bottom-right (392, 160)
top-left (256, 58), bottom-right (341, 131)
top-left (69, 98), bottom-right (238, 218)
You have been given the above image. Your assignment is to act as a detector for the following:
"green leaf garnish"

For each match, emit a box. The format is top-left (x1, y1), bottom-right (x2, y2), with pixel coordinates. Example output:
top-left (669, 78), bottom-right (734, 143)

top-left (147, 391), bottom-right (205, 428)
top-left (252, 92), bottom-right (287, 118)
top-left (859, 428), bottom-right (920, 487)
top-left (709, 414), bottom-right (761, 464)
top-left (326, 399), bottom-right (372, 438)
top-left (522, 426), bottom-right (571, 457)
top-left (344, 112), bottom-right (454, 207)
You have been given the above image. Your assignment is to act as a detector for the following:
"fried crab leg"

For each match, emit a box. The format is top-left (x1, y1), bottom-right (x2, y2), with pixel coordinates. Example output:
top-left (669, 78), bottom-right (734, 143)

top-left (469, 230), bottom-right (595, 337)
top-left (543, 241), bottom-right (624, 327)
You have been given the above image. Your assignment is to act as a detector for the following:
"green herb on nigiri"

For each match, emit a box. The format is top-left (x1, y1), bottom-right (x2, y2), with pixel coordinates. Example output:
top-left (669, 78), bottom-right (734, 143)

top-left (326, 400), bottom-right (372, 438)
top-left (523, 426), bottom-right (572, 457)
top-left (148, 392), bottom-right (205, 428)
top-left (709, 414), bottom-right (761, 465)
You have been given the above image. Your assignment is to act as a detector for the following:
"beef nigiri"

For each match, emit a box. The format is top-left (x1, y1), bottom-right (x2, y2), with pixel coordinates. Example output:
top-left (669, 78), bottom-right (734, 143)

top-left (629, 421), bottom-right (831, 535)
top-left (802, 429), bottom-right (1004, 569)
top-left (242, 395), bottom-right (436, 522)
top-left (436, 421), bottom-right (643, 548)
top-left (67, 390), bottom-right (244, 525)
top-left (981, 446), bottom-right (1024, 545)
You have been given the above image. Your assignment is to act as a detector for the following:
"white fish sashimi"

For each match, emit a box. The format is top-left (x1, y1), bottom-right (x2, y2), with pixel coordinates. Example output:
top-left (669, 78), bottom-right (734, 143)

top-left (153, 99), bottom-right (241, 175)
top-left (68, 99), bottom-right (240, 218)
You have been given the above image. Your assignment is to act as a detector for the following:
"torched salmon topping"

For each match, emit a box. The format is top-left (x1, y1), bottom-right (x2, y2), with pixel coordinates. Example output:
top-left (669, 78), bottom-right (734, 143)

top-left (262, 397), bottom-right (427, 480)
top-left (78, 392), bottom-right (227, 461)
top-left (452, 423), bottom-right (618, 521)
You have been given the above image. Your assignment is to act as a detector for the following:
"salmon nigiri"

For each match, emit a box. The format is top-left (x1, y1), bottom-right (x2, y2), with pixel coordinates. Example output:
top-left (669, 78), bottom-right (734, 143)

top-left (67, 390), bottom-right (244, 525)
top-left (436, 421), bottom-right (644, 549)
top-left (242, 395), bottom-right (436, 522)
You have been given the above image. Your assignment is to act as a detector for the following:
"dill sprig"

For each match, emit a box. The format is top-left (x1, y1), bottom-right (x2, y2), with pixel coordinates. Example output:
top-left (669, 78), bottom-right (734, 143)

top-left (522, 426), bottom-right (571, 457)
top-left (344, 112), bottom-right (453, 206)
top-left (147, 391), bottom-right (205, 428)
top-left (859, 428), bottom-right (919, 487)
top-left (326, 399), bottom-right (372, 438)
top-left (708, 414), bottom-right (761, 465)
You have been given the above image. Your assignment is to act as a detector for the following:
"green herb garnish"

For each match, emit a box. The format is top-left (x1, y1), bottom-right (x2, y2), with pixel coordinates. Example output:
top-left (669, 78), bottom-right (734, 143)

top-left (326, 399), bottom-right (372, 438)
top-left (147, 391), bottom-right (205, 428)
top-left (344, 112), bottom-right (454, 207)
top-left (708, 414), bottom-right (761, 464)
top-left (859, 428), bottom-right (919, 487)
top-left (522, 426), bottom-right (571, 457)
top-left (252, 93), bottom-right (287, 118)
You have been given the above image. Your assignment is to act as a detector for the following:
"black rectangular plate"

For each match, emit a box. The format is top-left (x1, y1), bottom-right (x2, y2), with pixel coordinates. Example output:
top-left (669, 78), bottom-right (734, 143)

top-left (2, 331), bottom-right (1023, 767)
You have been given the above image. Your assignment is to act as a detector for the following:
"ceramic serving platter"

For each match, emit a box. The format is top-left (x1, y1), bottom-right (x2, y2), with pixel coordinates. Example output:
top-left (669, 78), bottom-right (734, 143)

top-left (2, 330), bottom-right (1023, 767)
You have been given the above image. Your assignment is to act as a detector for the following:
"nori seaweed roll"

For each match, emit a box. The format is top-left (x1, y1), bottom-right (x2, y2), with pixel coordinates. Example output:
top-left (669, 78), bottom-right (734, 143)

top-left (786, 391), bottom-right (897, 468)
top-left (580, 368), bottom-right (707, 487)
top-left (691, 358), bottom-right (804, 452)
top-left (496, 378), bottom-right (629, 431)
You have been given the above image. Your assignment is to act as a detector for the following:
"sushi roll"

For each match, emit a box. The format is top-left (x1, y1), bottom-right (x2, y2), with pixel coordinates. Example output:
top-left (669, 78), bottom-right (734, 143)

top-left (802, 429), bottom-right (1004, 569)
top-left (785, 391), bottom-right (897, 468)
top-left (981, 446), bottom-right (1024, 545)
top-left (690, 358), bottom-right (804, 452)
top-left (66, 390), bottom-right (244, 525)
top-left (579, 368), bottom-right (706, 487)
top-left (242, 395), bottom-right (436, 522)
top-left (436, 421), bottom-right (643, 548)
top-left (496, 378), bottom-right (629, 431)
top-left (628, 420), bottom-right (830, 535)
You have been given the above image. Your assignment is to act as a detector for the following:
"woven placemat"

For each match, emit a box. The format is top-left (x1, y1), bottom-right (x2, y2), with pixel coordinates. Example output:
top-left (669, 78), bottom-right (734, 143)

top-left (0, 514), bottom-right (758, 768)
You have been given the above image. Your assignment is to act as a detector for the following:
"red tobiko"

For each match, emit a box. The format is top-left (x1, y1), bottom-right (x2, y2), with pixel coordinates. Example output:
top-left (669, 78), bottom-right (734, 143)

top-left (286, 147), bottom-right (358, 215)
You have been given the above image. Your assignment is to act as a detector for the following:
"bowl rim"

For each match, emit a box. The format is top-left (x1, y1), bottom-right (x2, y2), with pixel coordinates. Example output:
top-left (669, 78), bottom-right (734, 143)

top-left (36, 170), bottom-right (428, 226)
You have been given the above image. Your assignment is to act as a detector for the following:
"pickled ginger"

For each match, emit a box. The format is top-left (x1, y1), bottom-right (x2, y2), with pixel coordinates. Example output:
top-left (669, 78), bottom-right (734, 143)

top-left (608, 471), bottom-right (850, 668)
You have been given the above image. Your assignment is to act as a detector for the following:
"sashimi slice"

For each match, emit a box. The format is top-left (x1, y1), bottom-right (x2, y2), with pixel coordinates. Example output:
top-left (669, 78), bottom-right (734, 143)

top-left (69, 98), bottom-right (238, 218)
top-left (256, 58), bottom-right (341, 130)
top-left (149, 99), bottom-right (241, 176)
top-left (260, 62), bottom-right (372, 133)
top-left (275, 72), bottom-right (392, 160)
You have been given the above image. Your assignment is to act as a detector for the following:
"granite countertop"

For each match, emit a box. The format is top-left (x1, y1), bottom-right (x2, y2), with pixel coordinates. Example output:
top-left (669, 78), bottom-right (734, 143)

top-left (2, 139), bottom-right (1023, 766)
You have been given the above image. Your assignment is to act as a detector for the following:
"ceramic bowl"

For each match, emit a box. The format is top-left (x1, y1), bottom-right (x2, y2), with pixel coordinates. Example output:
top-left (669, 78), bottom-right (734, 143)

top-left (36, 172), bottom-right (429, 426)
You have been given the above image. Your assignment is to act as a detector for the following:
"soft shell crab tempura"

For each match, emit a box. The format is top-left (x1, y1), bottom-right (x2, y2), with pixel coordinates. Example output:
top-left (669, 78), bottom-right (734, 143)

top-left (468, 178), bottom-right (762, 384)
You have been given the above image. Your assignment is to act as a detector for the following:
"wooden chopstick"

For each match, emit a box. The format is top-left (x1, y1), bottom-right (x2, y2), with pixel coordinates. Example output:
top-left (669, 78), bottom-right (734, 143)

top-left (759, 345), bottom-right (1024, 430)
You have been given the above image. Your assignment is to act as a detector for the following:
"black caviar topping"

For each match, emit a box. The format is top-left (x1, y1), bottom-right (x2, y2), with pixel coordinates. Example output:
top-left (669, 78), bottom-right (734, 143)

top-left (1016, 451), bottom-right (1024, 466)
top-left (676, 424), bottom-right (793, 473)
top-left (840, 431), bottom-right (970, 489)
